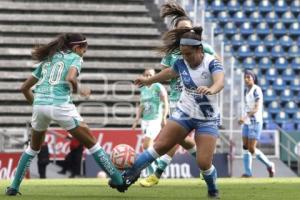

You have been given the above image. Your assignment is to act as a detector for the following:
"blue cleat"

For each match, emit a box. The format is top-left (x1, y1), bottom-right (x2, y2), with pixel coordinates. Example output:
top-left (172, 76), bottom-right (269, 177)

top-left (5, 187), bottom-right (21, 196)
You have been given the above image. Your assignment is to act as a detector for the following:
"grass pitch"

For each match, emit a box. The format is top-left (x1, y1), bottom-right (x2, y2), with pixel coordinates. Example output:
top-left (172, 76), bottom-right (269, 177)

top-left (1, 178), bottom-right (300, 200)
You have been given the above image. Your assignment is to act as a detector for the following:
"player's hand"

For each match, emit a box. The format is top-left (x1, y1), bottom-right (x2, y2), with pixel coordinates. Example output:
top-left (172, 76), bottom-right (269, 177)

top-left (134, 76), bottom-right (149, 87)
top-left (238, 117), bottom-right (245, 125)
top-left (196, 86), bottom-right (213, 95)
top-left (79, 86), bottom-right (91, 97)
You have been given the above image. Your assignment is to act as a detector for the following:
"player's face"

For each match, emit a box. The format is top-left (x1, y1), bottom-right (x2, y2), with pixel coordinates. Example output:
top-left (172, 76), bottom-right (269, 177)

top-left (176, 20), bottom-right (192, 29)
top-left (244, 74), bottom-right (254, 86)
top-left (180, 45), bottom-right (204, 68)
top-left (73, 45), bottom-right (87, 57)
top-left (143, 69), bottom-right (155, 78)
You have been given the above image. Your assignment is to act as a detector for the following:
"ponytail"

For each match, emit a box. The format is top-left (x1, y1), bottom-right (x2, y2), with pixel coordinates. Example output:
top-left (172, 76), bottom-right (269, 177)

top-left (160, 2), bottom-right (192, 27)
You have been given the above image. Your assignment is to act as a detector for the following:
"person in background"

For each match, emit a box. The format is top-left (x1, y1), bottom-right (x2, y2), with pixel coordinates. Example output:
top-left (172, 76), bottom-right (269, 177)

top-left (37, 142), bottom-right (50, 179)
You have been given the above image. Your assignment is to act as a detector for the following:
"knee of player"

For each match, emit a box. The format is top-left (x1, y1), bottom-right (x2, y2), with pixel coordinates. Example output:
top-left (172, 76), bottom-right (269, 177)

top-left (197, 157), bottom-right (211, 170)
top-left (248, 147), bottom-right (255, 154)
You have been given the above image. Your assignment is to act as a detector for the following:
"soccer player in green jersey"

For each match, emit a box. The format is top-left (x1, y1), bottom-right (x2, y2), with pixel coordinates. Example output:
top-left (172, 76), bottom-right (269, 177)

top-left (132, 69), bottom-right (168, 176)
top-left (140, 2), bottom-right (217, 187)
top-left (5, 33), bottom-right (126, 195)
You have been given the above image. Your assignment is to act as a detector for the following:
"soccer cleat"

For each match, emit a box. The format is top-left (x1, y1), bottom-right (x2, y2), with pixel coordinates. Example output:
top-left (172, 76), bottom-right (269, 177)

top-left (139, 174), bottom-right (159, 187)
top-left (208, 190), bottom-right (220, 199)
top-left (241, 174), bottom-right (252, 178)
top-left (5, 187), bottom-right (21, 196)
top-left (267, 162), bottom-right (275, 178)
top-left (108, 171), bottom-right (141, 193)
top-left (108, 179), bottom-right (128, 193)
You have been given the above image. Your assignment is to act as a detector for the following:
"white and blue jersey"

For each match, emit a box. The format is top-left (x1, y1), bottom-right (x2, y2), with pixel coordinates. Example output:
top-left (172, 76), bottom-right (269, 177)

top-left (242, 84), bottom-right (264, 140)
top-left (169, 53), bottom-right (224, 136)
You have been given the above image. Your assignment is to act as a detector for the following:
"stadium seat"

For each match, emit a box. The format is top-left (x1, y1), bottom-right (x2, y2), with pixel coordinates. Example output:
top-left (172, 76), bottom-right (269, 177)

top-left (280, 88), bottom-right (293, 102)
top-left (256, 22), bottom-right (270, 37)
top-left (290, 57), bottom-right (300, 69)
top-left (210, 0), bottom-right (226, 14)
top-left (213, 23), bottom-right (223, 35)
top-left (293, 111), bottom-right (300, 130)
top-left (232, 11), bottom-right (246, 26)
top-left (249, 11), bottom-right (263, 25)
top-left (290, 0), bottom-right (300, 14)
top-left (284, 101), bottom-right (298, 114)
top-left (264, 34), bottom-right (277, 48)
top-left (240, 22), bottom-right (254, 36)
top-left (258, 0), bottom-right (273, 14)
top-left (258, 77), bottom-right (269, 90)
top-left (273, 77), bottom-right (286, 91)
top-left (254, 45), bottom-right (269, 58)
top-left (258, 57), bottom-right (272, 69)
top-left (236, 45), bottom-right (253, 58)
top-left (265, 121), bottom-right (278, 130)
top-left (264, 88), bottom-right (277, 102)
top-left (217, 11), bottom-right (230, 25)
top-left (242, 0), bottom-right (256, 14)
top-left (273, 22), bottom-right (287, 37)
top-left (265, 67), bottom-right (278, 81)
top-left (231, 33), bottom-right (244, 48)
top-left (274, 0), bottom-right (288, 14)
top-left (247, 33), bottom-right (262, 48)
top-left (289, 22), bottom-right (300, 37)
top-left (241, 57), bottom-right (256, 69)
top-left (265, 11), bottom-right (279, 25)
top-left (290, 78), bottom-right (300, 92)
top-left (275, 111), bottom-right (288, 124)
top-left (288, 45), bottom-right (300, 57)
top-left (298, 37), bottom-right (300, 46)
top-left (281, 11), bottom-right (296, 25)
top-left (205, 11), bottom-right (215, 22)
top-left (271, 45), bottom-right (285, 58)
top-left (282, 67), bottom-right (295, 81)
top-left (227, 0), bottom-right (240, 14)
top-left (274, 57), bottom-right (288, 70)
top-left (223, 22), bottom-right (238, 36)
top-left (281, 121), bottom-right (295, 131)
top-left (279, 35), bottom-right (294, 49)
top-left (267, 101), bottom-right (281, 114)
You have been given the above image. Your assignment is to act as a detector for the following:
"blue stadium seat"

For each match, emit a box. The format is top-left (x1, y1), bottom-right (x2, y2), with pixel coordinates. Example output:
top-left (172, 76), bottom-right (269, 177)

top-left (298, 37), bottom-right (300, 46)
top-left (258, 57), bottom-right (272, 69)
top-left (264, 34), bottom-right (277, 48)
top-left (213, 23), bottom-right (223, 35)
top-left (258, 0), bottom-right (273, 14)
top-left (289, 22), bottom-right (300, 37)
top-left (205, 11), bottom-right (215, 22)
top-left (264, 88), bottom-right (277, 102)
top-left (282, 67), bottom-right (295, 82)
top-left (265, 121), bottom-right (278, 130)
top-left (273, 77), bottom-right (286, 91)
top-left (288, 45), bottom-right (300, 57)
top-left (279, 35), bottom-right (294, 49)
top-left (274, 0), bottom-right (288, 14)
top-left (243, 0), bottom-right (256, 14)
top-left (227, 0), bottom-right (241, 14)
top-left (217, 11), bottom-right (230, 25)
top-left (293, 111), bottom-right (300, 130)
top-left (232, 11), bottom-right (247, 26)
top-left (210, 0), bottom-right (226, 13)
top-left (256, 22), bottom-right (270, 37)
top-left (258, 77), bottom-right (269, 90)
top-left (274, 57), bottom-right (288, 70)
top-left (249, 11), bottom-right (263, 25)
top-left (254, 45), bottom-right (269, 58)
top-left (231, 33), bottom-right (244, 48)
top-left (290, 78), bottom-right (300, 92)
top-left (273, 22), bottom-right (287, 36)
top-left (268, 101), bottom-right (281, 114)
top-left (275, 111), bottom-right (288, 124)
top-left (236, 45), bottom-right (253, 58)
top-left (280, 88), bottom-right (293, 102)
top-left (281, 121), bottom-right (295, 131)
top-left (265, 11), bottom-right (279, 25)
top-left (242, 57), bottom-right (256, 69)
top-left (247, 33), bottom-right (262, 48)
top-left (290, 57), bottom-right (300, 69)
top-left (271, 45), bottom-right (285, 57)
top-left (240, 22), bottom-right (254, 36)
top-left (290, 0), bottom-right (300, 14)
top-left (281, 11), bottom-right (296, 25)
top-left (223, 22), bottom-right (238, 36)
top-left (265, 67), bottom-right (278, 81)
top-left (284, 101), bottom-right (298, 114)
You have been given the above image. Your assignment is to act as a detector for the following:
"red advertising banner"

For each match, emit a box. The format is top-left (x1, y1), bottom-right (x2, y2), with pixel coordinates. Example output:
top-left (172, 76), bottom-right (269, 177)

top-left (0, 153), bottom-right (30, 180)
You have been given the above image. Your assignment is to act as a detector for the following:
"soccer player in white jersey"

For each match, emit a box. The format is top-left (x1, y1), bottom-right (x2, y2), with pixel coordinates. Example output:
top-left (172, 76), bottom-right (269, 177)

top-left (110, 26), bottom-right (224, 199)
top-left (5, 33), bottom-right (126, 195)
top-left (238, 70), bottom-right (275, 178)
top-left (132, 69), bottom-right (168, 176)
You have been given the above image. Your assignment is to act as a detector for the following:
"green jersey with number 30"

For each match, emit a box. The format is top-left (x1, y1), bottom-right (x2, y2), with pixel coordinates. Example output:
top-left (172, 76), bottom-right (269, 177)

top-left (32, 51), bottom-right (82, 105)
top-left (160, 42), bottom-right (215, 102)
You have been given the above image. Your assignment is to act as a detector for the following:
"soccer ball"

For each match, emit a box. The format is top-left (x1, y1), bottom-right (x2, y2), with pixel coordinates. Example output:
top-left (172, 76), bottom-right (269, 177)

top-left (110, 144), bottom-right (136, 170)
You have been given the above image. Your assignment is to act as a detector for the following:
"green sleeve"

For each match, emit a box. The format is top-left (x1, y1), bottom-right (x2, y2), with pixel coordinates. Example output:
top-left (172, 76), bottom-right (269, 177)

top-left (202, 42), bottom-right (216, 55)
top-left (31, 62), bottom-right (43, 79)
top-left (70, 56), bottom-right (83, 75)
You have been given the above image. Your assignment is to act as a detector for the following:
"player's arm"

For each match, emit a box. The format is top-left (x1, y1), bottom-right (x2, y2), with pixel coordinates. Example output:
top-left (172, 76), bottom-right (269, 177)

top-left (132, 104), bottom-right (144, 130)
top-left (160, 86), bottom-right (169, 127)
top-left (20, 75), bottom-right (39, 105)
top-left (135, 68), bottom-right (177, 87)
top-left (66, 67), bottom-right (79, 93)
top-left (247, 99), bottom-right (260, 117)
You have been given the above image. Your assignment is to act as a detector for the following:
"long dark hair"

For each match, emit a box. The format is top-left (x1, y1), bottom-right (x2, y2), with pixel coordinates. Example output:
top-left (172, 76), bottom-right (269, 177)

top-left (159, 26), bottom-right (203, 55)
top-left (31, 33), bottom-right (87, 62)
top-left (160, 1), bottom-right (192, 28)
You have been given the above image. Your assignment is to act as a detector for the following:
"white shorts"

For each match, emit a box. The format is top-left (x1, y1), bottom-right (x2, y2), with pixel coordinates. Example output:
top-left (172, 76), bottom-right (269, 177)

top-left (169, 101), bottom-right (177, 115)
top-left (141, 119), bottom-right (162, 140)
top-left (31, 104), bottom-right (83, 131)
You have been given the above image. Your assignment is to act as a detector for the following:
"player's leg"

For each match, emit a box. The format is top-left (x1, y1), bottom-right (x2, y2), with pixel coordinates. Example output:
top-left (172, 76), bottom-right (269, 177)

top-left (241, 124), bottom-right (252, 177)
top-left (195, 131), bottom-right (219, 199)
top-left (142, 136), bottom-right (155, 175)
top-left (179, 136), bottom-right (197, 158)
